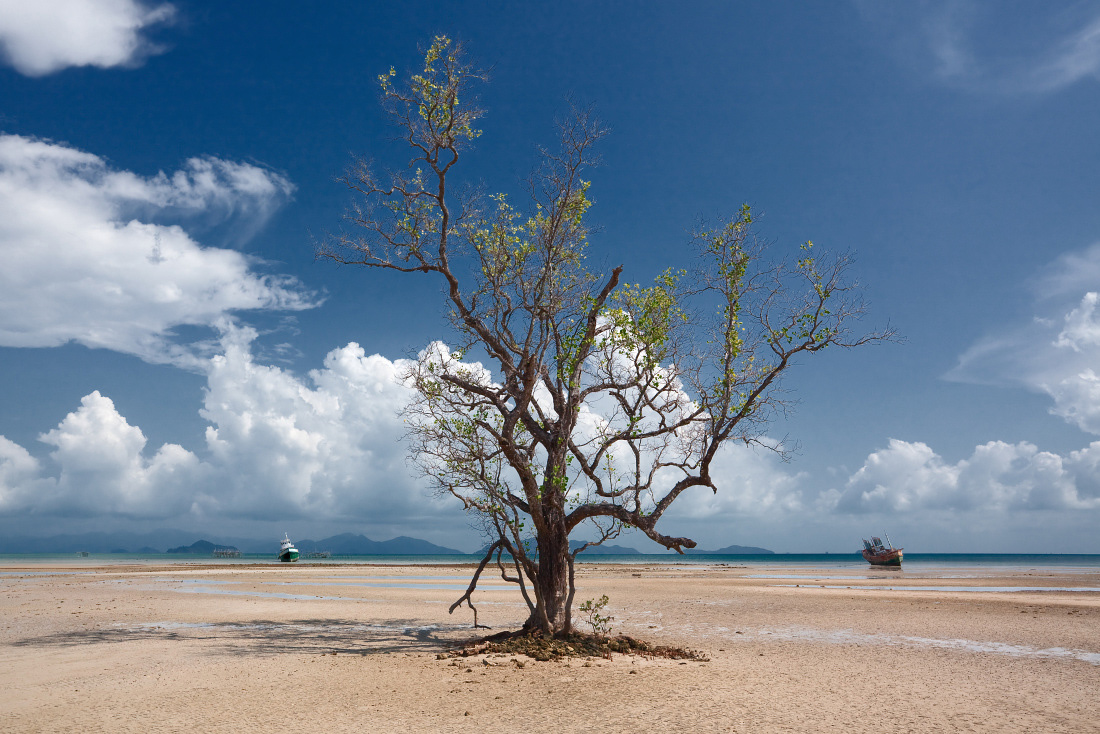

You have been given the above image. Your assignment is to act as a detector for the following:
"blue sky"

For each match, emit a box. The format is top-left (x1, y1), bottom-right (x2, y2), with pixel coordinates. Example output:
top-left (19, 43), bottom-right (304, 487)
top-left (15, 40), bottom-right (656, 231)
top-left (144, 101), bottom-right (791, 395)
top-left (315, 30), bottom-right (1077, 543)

top-left (2, 1), bottom-right (1100, 552)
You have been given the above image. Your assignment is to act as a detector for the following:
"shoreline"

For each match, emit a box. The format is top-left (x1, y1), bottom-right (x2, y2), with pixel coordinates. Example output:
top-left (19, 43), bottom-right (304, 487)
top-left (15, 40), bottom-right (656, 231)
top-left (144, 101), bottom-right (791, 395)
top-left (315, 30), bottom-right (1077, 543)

top-left (2, 562), bottom-right (1097, 732)
top-left (4, 553), bottom-right (1100, 577)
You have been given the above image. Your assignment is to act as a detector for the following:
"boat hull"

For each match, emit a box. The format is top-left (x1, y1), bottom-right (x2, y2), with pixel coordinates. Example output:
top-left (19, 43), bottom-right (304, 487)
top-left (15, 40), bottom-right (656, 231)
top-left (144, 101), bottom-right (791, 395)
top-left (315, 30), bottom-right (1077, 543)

top-left (862, 548), bottom-right (903, 566)
top-left (278, 549), bottom-right (299, 562)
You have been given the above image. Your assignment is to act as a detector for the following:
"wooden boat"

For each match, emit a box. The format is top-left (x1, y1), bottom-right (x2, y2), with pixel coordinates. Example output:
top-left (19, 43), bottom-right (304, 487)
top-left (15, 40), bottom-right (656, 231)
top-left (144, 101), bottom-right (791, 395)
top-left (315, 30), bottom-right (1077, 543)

top-left (861, 534), bottom-right (902, 566)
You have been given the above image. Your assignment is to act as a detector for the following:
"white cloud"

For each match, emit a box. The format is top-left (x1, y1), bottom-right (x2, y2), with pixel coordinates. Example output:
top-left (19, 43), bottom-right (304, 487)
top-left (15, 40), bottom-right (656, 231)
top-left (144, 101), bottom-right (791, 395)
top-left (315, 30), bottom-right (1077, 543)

top-left (1029, 14), bottom-right (1100, 92)
top-left (638, 430), bottom-right (1100, 552)
top-left (950, 244), bottom-right (1100, 435)
top-left (667, 442), bottom-right (808, 521)
top-left (2, 330), bottom-right (1099, 547)
top-left (1040, 366), bottom-right (1100, 436)
top-left (832, 438), bottom-right (1097, 515)
top-left (197, 325), bottom-right (453, 525)
top-left (0, 436), bottom-right (54, 513)
top-left (38, 391), bottom-right (205, 518)
top-left (3, 328), bottom-right (1100, 547)
top-left (0, 392), bottom-right (203, 518)
top-left (857, 1), bottom-right (1100, 94)
top-left (1053, 292), bottom-right (1100, 351)
top-left (835, 439), bottom-right (959, 514)
top-left (918, 0), bottom-right (977, 82)
top-left (1064, 442), bottom-right (1100, 500)
top-left (0, 329), bottom-right (463, 539)
top-left (1033, 242), bottom-right (1100, 300)
top-left (0, 134), bottom-right (317, 367)
top-left (0, 0), bottom-right (174, 76)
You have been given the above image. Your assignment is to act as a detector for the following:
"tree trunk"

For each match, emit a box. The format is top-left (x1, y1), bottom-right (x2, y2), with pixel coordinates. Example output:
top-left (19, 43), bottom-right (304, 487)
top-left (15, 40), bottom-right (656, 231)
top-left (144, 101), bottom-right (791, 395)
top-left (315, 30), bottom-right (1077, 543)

top-left (526, 486), bottom-right (572, 636)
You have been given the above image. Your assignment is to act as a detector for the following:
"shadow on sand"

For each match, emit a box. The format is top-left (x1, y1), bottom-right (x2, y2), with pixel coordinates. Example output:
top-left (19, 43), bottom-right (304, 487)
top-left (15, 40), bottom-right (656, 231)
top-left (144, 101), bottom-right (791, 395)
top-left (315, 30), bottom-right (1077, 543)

top-left (11, 618), bottom-right (471, 657)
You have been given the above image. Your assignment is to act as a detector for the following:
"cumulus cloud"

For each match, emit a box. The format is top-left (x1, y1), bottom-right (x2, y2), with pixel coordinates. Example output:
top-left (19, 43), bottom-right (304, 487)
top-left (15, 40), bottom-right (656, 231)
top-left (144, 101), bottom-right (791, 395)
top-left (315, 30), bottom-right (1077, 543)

top-left (666, 442), bottom-right (809, 522)
top-left (3, 328), bottom-right (1099, 545)
top-left (616, 429), bottom-right (1100, 552)
top-left (0, 392), bottom-right (203, 518)
top-left (197, 325), bottom-right (454, 526)
top-left (950, 243), bottom-right (1100, 434)
top-left (37, 391), bottom-right (205, 518)
top-left (832, 438), bottom-right (1099, 515)
top-left (670, 435), bottom-right (1100, 526)
top-left (3, 326), bottom-right (1100, 546)
top-left (857, 1), bottom-right (1100, 94)
top-left (0, 329), bottom-right (463, 539)
top-left (0, 0), bottom-right (175, 76)
top-left (0, 436), bottom-right (54, 513)
top-left (1053, 291), bottom-right (1100, 351)
top-left (0, 134), bottom-right (317, 367)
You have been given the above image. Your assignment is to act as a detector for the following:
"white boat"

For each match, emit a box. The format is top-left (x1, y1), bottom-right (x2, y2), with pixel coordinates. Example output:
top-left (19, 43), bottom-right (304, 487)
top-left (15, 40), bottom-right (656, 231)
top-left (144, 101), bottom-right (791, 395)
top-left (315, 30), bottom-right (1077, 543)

top-left (278, 533), bottom-right (299, 562)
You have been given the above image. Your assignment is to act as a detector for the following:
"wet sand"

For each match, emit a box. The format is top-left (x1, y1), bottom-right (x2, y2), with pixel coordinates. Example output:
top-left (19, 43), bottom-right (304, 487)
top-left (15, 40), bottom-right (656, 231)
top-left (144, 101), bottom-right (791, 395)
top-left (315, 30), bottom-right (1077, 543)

top-left (1, 562), bottom-right (1098, 732)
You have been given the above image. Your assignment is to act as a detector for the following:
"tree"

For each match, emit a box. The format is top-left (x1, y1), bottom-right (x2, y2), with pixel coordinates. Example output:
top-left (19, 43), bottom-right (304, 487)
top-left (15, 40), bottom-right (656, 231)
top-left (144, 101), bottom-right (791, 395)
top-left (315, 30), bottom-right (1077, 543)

top-left (321, 36), bottom-right (893, 637)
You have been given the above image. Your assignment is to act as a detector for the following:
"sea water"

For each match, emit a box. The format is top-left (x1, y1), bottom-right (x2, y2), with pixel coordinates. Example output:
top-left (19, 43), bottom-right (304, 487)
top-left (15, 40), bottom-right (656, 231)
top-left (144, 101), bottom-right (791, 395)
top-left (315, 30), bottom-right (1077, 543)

top-left (2, 552), bottom-right (1099, 571)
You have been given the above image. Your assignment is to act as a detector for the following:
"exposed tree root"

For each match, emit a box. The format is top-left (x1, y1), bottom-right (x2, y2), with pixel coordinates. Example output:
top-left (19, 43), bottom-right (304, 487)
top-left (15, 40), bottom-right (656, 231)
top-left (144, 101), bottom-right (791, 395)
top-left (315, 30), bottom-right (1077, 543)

top-left (439, 630), bottom-right (709, 663)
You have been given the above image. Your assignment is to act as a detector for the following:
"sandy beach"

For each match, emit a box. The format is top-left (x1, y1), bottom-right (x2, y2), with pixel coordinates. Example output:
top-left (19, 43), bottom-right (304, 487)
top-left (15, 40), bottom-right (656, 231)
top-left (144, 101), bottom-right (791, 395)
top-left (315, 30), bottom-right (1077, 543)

top-left (1, 561), bottom-right (1097, 733)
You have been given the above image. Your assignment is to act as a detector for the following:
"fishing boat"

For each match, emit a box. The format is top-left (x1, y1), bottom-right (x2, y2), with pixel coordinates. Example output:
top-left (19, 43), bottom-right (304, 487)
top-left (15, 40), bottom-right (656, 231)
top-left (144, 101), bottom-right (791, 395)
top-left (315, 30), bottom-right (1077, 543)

top-left (277, 533), bottom-right (299, 562)
top-left (861, 534), bottom-right (902, 566)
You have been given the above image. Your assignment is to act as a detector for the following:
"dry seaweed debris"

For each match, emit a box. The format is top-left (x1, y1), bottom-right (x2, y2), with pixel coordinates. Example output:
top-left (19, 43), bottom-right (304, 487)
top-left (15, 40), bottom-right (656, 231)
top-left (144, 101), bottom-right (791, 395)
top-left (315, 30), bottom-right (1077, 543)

top-left (440, 631), bottom-right (709, 663)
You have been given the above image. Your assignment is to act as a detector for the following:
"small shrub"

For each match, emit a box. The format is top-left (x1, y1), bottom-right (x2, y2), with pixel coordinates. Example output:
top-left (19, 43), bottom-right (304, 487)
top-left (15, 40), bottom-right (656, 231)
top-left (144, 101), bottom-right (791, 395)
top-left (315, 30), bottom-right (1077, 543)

top-left (578, 594), bottom-right (614, 636)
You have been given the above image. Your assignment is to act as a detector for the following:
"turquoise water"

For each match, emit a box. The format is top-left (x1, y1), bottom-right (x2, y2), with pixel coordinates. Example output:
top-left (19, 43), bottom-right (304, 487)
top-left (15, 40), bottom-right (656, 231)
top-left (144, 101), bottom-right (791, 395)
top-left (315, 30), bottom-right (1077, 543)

top-left (2, 552), bottom-right (1098, 570)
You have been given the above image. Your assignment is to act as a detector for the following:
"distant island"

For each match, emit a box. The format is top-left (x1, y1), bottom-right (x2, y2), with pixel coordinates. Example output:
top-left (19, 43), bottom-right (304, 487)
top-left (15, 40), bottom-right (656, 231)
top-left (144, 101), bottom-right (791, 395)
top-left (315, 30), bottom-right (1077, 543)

top-left (573, 542), bottom-right (642, 555)
top-left (167, 534), bottom-right (465, 555)
top-left (0, 530), bottom-right (465, 555)
top-left (293, 533), bottom-right (463, 555)
top-left (473, 540), bottom-right (775, 556)
top-left (688, 544), bottom-right (774, 555)
top-left (0, 531), bottom-right (771, 556)
top-left (474, 540), bottom-right (646, 556)
top-left (166, 540), bottom-right (240, 554)
top-left (575, 542), bottom-right (774, 555)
